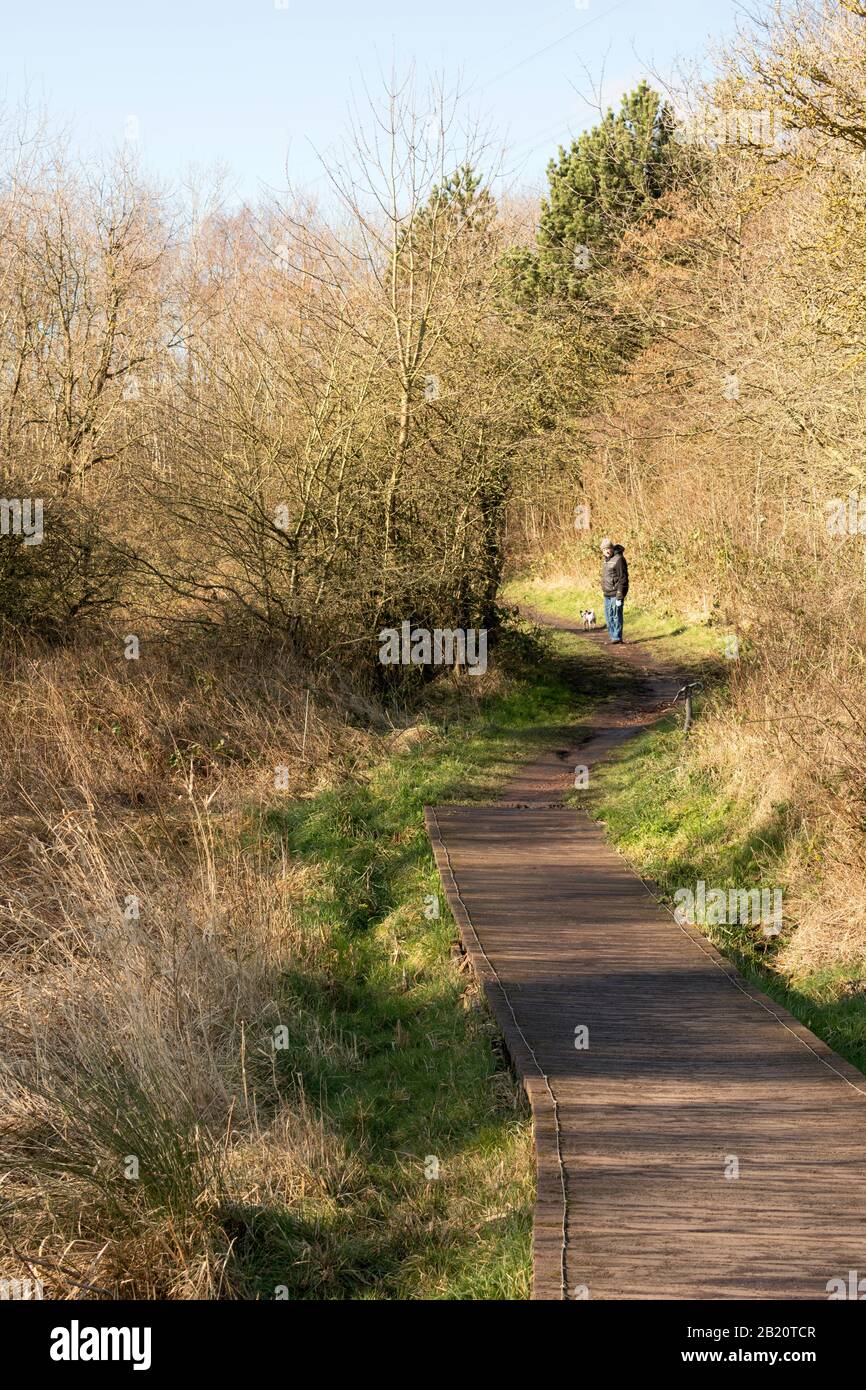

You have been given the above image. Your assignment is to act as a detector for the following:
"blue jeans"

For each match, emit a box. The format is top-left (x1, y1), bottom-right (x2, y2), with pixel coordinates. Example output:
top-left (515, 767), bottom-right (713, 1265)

top-left (604, 595), bottom-right (623, 641)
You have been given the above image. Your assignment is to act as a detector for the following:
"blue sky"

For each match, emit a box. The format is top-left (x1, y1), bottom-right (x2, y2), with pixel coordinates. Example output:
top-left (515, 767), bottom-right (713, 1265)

top-left (3, 0), bottom-right (747, 202)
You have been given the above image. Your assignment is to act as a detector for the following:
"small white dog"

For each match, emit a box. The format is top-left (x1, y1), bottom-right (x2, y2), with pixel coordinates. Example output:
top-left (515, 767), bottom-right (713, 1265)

top-left (581, 609), bottom-right (596, 630)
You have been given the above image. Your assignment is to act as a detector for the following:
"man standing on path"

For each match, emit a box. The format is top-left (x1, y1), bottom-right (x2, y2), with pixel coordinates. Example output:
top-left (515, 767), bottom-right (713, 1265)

top-left (600, 538), bottom-right (629, 644)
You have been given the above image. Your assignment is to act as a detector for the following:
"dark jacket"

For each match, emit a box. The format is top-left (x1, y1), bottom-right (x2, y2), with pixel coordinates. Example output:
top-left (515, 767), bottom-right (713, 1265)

top-left (601, 545), bottom-right (629, 600)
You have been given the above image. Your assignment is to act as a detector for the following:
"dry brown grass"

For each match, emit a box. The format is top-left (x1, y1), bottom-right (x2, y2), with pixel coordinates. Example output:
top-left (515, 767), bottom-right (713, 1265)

top-left (690, 621), bottom-right (866, 976)
top-left (0, 633), bottom-right (371, 1298)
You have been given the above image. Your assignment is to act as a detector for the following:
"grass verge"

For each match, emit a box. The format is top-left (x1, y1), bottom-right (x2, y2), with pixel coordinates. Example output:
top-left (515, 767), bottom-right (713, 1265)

top-left (580, 715), bottom-right (866, 1075)
top-left (228, 621), bottom-right (596, 1299)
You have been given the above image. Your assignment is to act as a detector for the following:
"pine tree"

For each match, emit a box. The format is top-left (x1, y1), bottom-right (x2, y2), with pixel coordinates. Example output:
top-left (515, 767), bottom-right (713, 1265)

top-left (510, 82), bottom-right (684, 304)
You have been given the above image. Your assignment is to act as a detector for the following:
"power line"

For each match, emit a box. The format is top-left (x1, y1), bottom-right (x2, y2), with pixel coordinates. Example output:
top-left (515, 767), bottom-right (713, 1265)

top-left (461, 0), bottom-right (600, 78)
top-left (464, 0), bottom-right (637, 100)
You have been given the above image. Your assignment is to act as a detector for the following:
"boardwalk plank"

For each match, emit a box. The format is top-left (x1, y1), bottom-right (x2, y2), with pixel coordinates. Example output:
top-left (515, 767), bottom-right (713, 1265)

top-left (425, 801), bottom-right (866, 1300)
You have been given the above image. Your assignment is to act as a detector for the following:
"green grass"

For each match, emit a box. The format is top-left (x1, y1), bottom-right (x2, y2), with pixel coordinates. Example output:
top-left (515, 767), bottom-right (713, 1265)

top-left (502, 572), bottom-right (725, 670)
top-left (581, 716), bottom-right (866, 1074)
top-left (226, 623), bottom-right (597, 1299)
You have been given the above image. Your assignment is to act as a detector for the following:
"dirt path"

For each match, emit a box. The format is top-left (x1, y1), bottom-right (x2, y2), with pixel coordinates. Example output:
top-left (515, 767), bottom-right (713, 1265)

top-left (502, 605), bottom-right (683, 805)
top-left (425, 608), bottom-right (866, 1300)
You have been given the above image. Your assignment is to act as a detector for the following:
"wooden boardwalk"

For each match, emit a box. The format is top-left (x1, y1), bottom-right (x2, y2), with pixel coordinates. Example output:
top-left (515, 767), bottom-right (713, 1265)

top-left (425, 622), bottom-right (866, 1300)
